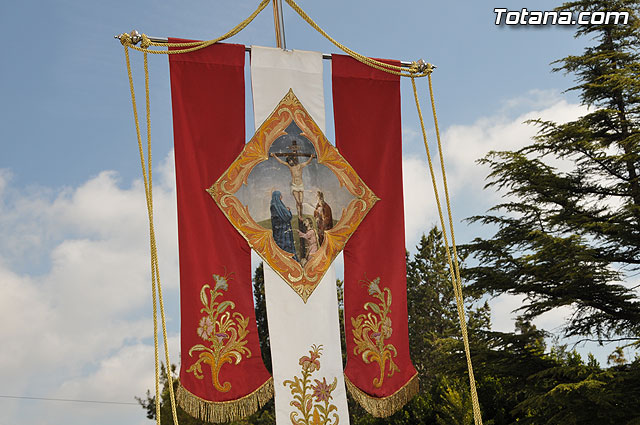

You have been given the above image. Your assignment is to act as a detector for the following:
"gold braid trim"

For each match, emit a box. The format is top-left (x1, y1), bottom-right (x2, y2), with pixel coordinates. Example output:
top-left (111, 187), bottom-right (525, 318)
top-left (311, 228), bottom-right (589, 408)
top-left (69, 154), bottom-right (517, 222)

top-left (176, 377), bottom-right (273, 423)
top-left (345, 372), bottom-right (419, 418)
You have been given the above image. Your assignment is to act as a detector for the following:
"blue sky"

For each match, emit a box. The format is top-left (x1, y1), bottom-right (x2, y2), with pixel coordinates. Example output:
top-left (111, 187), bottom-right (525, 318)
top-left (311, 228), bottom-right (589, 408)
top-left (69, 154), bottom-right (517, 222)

top-left (1, 1), bottom-right (621, 424)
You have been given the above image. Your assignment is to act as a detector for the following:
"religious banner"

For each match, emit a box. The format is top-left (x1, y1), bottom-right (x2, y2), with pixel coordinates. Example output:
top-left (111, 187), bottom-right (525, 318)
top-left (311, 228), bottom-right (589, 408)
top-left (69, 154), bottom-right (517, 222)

top-left (169, 42), bottom-right (273, 423)
top-left (333, 54), bottom-right (419, 416)
top-left (247, 46), bottom-right (353, 424)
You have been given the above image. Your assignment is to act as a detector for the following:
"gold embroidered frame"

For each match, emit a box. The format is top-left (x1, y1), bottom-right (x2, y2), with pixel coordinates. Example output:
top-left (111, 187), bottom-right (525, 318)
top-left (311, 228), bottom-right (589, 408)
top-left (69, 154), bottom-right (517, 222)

top-left (208, 90), bottom-right (378, 302)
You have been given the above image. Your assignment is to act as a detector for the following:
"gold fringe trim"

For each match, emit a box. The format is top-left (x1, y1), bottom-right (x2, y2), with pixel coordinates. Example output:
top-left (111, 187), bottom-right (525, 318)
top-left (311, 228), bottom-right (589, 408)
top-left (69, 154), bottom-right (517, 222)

top-left (345, 372), bottom-right (419, 418)
top-left (176, 377), bottom-right (273, 423)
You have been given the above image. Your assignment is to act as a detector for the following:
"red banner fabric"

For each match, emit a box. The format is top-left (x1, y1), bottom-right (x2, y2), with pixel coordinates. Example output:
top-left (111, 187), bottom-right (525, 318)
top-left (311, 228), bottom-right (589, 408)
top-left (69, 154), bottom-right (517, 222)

top-left (333, 54), bottom-right (418, 417)
top-left (169, 42), bottom-right (272, 422)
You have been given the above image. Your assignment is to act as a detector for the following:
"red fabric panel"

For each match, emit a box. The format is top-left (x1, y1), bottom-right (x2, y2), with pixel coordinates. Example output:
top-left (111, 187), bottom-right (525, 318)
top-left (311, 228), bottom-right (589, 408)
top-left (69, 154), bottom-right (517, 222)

top-left (333, 55), bottom-right (417, 397)
top-left (170, 41), bottom-right (270, 402)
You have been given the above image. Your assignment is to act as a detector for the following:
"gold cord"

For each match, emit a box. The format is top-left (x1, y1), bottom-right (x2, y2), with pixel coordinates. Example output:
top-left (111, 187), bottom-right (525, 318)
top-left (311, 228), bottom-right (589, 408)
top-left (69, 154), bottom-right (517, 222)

top-left (283, 0), bottom-right (429, 77)
top-left (411, 76), bottom-right (483, 424)
top-left (124, 46), bottom-right (180, 425)
top-left (119, 0), bottom-right (270, 55)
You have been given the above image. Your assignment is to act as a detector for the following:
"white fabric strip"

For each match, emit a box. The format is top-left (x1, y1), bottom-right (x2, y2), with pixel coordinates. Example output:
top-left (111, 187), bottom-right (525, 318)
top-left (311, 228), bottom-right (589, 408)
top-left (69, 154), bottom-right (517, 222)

top-left (251, 46), bottom-right (349, 425)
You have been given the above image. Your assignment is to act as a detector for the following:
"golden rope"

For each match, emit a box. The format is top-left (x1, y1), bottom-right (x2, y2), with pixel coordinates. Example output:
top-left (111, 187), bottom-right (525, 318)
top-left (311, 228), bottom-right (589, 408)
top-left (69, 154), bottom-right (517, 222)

top-left (123, 46), bottom-right (180, 425)
top-left (283, 0), bottom-right (430, 77)
top-left (410, 75), bottom-right (483, 424)
top-left (119, 0), bottom-right (270, 55)
top-left (427, 72), bottom-right (483, 424)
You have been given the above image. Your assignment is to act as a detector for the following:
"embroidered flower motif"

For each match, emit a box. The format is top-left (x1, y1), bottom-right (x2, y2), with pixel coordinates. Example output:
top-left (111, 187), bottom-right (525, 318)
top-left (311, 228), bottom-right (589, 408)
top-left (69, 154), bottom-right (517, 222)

top-left (312, 377), bottom-right (336, 403)
top-left (197, 316), bottom-right (214, 340)
top-left (284, 345), bottom-right (339, 425)
top-left (367, 277), bottom-right (381, 296)
top-left (186, 272), bottom-right (251, 393)
top-left (214, 332), bottom-right (229, 343)
top-left (381, 316), bottom-right (393, 340)
top-left (351, 277), bottom-right (400, 388)
top-left (299, 345), bottom-right (322, 372)
top-left (213, 274), bottom-right (228, 292)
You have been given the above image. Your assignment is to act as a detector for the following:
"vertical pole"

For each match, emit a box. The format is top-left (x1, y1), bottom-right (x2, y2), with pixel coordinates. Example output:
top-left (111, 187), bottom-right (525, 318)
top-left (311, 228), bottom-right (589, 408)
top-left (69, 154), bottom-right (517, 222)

top-left (272, 0), bottom-right (287, 49)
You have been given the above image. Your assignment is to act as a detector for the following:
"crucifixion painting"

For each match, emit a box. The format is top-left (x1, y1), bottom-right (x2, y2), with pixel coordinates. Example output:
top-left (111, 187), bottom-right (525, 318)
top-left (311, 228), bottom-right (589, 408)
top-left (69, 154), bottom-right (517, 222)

top-left (270, 140), bottom-right (316, 218)
top-left (209, 90), bottom-right (378, 300)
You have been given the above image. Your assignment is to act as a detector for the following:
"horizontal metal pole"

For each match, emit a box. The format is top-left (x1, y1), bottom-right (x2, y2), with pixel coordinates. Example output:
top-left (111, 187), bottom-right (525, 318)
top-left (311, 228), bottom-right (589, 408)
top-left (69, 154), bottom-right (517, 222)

top-left (116, 34), bottom-right (434, 69)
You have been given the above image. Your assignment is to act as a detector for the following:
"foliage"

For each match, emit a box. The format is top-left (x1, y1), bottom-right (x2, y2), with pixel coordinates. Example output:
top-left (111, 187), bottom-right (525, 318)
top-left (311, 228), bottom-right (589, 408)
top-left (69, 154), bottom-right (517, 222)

top-left (406, 228), bottom-right (490, 390)
top-left (464, 0), bottom-right (640, 342)
top-left (511, 347), bottom-right (640, 424)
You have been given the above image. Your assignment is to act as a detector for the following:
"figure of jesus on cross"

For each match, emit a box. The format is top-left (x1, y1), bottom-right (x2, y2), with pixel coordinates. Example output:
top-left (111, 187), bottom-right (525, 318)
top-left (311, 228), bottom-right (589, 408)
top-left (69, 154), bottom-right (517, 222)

top-left (271, 140), bottom-right (315, 218)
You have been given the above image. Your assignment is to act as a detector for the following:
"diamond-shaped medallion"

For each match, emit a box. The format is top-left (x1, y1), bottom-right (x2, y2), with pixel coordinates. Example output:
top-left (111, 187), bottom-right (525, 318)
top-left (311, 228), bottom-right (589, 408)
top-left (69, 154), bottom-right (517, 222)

top-left (207, 90), bottom-right (378, 302)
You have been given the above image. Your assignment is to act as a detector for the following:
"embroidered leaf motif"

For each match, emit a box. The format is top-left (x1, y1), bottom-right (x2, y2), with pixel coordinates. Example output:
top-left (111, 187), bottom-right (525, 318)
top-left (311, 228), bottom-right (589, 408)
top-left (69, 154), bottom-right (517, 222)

top-left (364, 302), bottom-right (381, 315)
top-left (186, 272), bottom-right (252, 392)
top-left (351, 277), bottom-right (400, 388)
top-left (283, 345), bottom-right (339, 425)
top-left (217, 300), bottom-right (234, 314)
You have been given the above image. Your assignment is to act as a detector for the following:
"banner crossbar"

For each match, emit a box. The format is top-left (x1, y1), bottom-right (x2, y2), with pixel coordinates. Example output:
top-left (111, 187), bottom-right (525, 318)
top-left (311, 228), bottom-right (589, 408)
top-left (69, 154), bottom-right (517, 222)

top-left (113, 33), bottom-right (434, 69)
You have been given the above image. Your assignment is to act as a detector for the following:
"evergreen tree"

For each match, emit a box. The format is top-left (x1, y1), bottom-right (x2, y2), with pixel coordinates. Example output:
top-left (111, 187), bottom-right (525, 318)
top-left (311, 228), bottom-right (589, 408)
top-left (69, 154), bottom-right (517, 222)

top-left (464, 0), bottom-right (640, 342)
top-left (511, 346), bottom-right (640, 424)
top-left (407, 227), bottom-right (490, 389)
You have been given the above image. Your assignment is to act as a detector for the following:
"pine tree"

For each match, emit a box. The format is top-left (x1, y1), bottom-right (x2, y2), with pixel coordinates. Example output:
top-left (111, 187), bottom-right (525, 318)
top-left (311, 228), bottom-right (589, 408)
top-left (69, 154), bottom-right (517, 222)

top-left (465, 0), bottom-right (640, 342)
top-left (407, 227), bottom-right (490, 389)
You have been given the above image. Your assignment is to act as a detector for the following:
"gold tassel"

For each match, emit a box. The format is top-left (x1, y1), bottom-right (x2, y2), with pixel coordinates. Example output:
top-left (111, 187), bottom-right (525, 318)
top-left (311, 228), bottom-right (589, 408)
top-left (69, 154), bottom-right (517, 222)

top-left (176, 378), bottom-right (273, 423)
top-left (345, 373), bottom-right (419, 418)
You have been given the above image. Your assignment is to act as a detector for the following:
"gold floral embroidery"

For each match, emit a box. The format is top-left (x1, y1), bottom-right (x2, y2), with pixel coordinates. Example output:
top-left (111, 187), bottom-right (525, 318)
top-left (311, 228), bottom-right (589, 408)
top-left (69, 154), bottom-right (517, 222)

top-left (351, 277), bottom-right (399, 388)
top-left (186, 272), bottom-right (251, 392)
top-left (283, 345), bottom-right (339, 425)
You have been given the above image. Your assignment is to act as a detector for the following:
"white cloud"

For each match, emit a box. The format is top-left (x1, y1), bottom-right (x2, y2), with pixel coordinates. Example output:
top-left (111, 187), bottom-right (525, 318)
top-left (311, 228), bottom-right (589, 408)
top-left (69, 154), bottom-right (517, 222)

top-left (501, 88), bottom-right (565, 112)
top-left (488, 293), bottom-right (527, 333)
top-left (402, 155), bottom-right (438, 250)
top-left (56, 337), bottom-right (179, 402)
top-left (0, 168), bottom-right (11, 195)
top-left (441, 98), bottom-right (586, 196)
top-left (488, 292), bottom-right (573, 334)
top-left (0, 153), bottom-right (180, 425)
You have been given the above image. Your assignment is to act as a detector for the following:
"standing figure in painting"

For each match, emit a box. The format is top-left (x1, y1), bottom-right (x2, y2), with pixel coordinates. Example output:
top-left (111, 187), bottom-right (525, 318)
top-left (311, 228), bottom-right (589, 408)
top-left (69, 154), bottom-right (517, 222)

top-left (298, 218), bottom-right (319, 266)
top-left (271, 150), bottom-right (316, 218)
top-left (314, 191), bottom-right (333, 247)
top-left (270, 190), bottom-right (298, 261)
